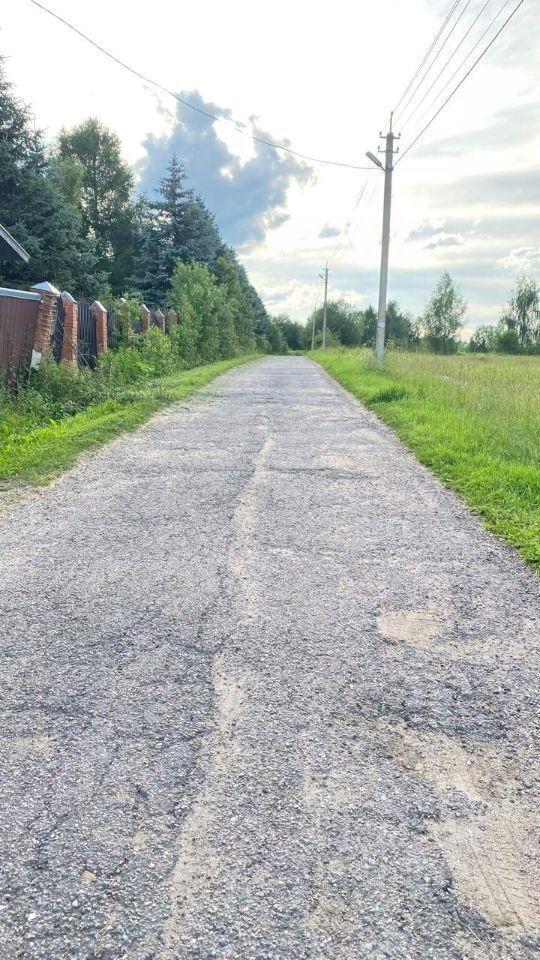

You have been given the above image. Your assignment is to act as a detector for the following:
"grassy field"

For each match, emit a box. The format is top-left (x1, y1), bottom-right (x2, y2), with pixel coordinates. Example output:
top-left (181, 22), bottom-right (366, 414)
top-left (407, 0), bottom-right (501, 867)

top-left (0, 357), bottom-right (253, 490)
top-left (312, 348), bottom-right (540, 571)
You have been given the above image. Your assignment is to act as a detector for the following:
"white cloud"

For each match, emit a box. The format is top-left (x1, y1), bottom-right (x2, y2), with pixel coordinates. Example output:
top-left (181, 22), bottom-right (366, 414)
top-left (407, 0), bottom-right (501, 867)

top-left (499, 247), bottom-right (540, 273)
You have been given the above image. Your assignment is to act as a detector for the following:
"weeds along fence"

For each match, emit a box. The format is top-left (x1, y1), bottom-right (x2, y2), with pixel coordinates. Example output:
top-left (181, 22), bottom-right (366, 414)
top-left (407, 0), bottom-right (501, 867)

top-left (50, 298), bottom-right (175, 368)
top-left (0, 281), bottom-right (179, 390)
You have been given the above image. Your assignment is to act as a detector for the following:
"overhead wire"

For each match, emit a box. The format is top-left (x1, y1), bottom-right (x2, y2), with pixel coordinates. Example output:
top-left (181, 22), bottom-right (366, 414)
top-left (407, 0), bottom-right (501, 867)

top-left (327, 177), bottom-right (382, 272)
top-left (402, 0), bottom-right (515, 139)
top-left (395, 0), bottom-right (528, 165)
top-left (394, 0), bottom-right (475, 124)
top-left (28, 0), bottom-right (375, 172)
top-left (393, 0), bottom-right (463, 113)
top-left (399, 0), bottom-right (494, 133)
top-left (326, 179), bottom-right (369, 270)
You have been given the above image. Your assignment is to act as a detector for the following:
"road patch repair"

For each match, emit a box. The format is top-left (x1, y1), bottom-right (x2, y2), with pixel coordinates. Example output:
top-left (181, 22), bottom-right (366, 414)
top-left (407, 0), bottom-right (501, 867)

top-left (0, 356), bottom-right (538, 958)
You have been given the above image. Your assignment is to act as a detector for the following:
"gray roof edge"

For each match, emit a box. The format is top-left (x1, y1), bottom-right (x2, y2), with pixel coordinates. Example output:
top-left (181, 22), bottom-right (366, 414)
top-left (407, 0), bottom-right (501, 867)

top-left (0, 287), bottom-right (41, 301)
top-left (0, 224), bottom-right (30, 263)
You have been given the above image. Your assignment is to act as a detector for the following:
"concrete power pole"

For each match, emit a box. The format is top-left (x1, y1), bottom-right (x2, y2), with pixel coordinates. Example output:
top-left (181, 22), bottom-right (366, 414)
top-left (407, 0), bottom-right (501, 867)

top-left (321, 262), bottom-right (329, 349)
top-left (367, 116), bottom-right (399, 364)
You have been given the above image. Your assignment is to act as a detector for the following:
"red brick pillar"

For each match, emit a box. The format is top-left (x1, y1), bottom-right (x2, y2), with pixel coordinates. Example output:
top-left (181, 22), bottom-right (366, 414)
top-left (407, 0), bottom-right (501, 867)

top-left (140, 304), bottom-right (150, 333)
top-left (91, 300), bottom-right (108, 356)
top-left (60, 291), bottom-right (78, 366)
top-left (166, 309), bottom-right (178, 331)
top-left (31, 281), bottom-right (60, 356)
top-left (155, 309), bottom-right (166, 333)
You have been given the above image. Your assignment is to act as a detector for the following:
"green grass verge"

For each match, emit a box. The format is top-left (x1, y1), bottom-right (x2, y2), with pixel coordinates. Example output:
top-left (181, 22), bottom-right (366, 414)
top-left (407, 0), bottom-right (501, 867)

top-left (0, 357), bottom-right (255, 489)
top-left (312, 348), bottom-right (540, 571)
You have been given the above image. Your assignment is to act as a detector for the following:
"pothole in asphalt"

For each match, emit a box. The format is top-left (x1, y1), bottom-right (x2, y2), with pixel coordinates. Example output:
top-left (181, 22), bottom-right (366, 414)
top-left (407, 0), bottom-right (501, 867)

top-left (377, 609), bottom-right (447, 652)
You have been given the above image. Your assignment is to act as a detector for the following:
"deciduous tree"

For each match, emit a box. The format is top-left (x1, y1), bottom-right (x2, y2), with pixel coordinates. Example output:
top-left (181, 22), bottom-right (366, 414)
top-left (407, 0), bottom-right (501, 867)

top-left (420, 273), bottom-right (466, 354)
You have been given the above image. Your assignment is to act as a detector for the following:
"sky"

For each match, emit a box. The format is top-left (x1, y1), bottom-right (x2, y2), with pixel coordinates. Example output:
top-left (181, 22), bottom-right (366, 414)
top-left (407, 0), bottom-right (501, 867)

top-left (2, 0), bottom-right (539, 332)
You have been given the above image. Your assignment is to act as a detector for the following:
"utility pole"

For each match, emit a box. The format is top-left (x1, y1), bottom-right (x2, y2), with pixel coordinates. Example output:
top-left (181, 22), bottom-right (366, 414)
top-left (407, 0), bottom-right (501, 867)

top-left (367, 115), bottom-right (399, 364)
top-left (320, 262), bottom-right (329, 349)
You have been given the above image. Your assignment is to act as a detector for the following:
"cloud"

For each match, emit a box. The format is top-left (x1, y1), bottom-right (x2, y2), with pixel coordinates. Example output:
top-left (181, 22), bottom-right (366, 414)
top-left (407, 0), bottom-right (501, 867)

top-left (494, 4), bottom-right (538, 70)
top-left (499, 246), bottom-right (540, 273)
top-left (318, 224), bottom-right (341, 239)
top-left (416, 102), bottom-right (540, 159)
top-left (424, 235), bottom-right (462, 250)
top-left (409, 212), bottom-right (540, 245)
top-left (424, 167), bottom-right (540, 207)
top-left (136, 90), bottom-right (313, 245)
top-left (407, 218), bottom-right (477, 249)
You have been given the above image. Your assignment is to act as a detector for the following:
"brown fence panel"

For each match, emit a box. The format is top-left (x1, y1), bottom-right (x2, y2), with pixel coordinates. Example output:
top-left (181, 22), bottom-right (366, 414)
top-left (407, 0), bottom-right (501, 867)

top-left (0, 288), bottom-right (41, 390)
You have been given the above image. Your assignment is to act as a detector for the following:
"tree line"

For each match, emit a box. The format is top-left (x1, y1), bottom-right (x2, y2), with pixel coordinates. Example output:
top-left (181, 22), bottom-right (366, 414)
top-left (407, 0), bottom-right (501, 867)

top-left (0, 60), bottom-right (283, 360)
top-left (274, 272), bottom-right (540, 356)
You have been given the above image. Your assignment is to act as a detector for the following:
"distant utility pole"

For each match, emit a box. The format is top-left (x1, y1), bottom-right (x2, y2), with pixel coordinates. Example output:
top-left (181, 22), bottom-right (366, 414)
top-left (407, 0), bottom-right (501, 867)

top-left (367, 115), bottom-right (400, 364)
top-left (320, 262), bottom-right (329, 349)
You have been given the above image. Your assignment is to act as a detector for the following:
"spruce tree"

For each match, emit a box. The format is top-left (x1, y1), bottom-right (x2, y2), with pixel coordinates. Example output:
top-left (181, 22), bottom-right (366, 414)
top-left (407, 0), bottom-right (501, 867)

top-left (134, 156), bottom-right (222, 305)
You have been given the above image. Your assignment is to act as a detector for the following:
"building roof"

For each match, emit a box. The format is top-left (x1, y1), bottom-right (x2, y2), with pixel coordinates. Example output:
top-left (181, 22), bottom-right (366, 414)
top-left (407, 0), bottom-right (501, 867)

top-left (0, 223), bottom-right (30, 263)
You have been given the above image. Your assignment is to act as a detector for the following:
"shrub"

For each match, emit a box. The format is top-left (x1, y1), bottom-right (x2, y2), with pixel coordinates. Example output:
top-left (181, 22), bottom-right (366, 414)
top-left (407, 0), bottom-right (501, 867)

top-left (137, 327), bottom-right (174, 376)
top-left (496, 328), bottom-right (521, 354)
top-left (97, 345), bottom-right (152, 385)
top-left (468, 325), bottom-right (497, 353)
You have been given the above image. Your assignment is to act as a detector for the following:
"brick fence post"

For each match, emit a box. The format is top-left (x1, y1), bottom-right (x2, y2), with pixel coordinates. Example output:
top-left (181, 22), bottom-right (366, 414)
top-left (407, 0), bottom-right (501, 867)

top-left (166, 309), bottom-right (178, 331)
top-left (60, 291), bottom-right (78, 366)
top-left (155, 309), bottom-right (166, 333)
top-left (140, 304), bottom-right (150, 333)
top-left (91, 300), bottom-right (108, 356)
top-left (31, 281), bottom-right (60, 360)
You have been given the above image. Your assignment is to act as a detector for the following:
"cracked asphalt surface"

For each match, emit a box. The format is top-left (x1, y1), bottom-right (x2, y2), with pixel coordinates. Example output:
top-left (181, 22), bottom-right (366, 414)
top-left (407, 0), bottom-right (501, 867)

top-left (1, 355), bottom-right (539, 960)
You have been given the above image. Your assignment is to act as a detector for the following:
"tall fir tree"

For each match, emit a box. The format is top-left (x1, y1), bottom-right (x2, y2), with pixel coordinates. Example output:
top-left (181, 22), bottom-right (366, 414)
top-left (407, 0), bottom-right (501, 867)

top-left (134, 156), bottom-right (222, 305)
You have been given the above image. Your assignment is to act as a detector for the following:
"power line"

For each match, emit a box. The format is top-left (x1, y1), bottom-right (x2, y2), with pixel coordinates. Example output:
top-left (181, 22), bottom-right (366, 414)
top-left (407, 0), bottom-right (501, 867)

top-left (327, 179), bottom-right (369, 270)
top-left (395, 0), bottom-right (474, 124)
top-left (327, 177), bottom-right (382, 271)
top-left (28, 0), bottom-right (375, 173)
top-left (393, 0), bottom-right (462, 113)
top-left (404, 0), bottom-right (514, 138)
top-left (396, 0), bottom-right (528, 165)
top-left (399, 0), bottom-right (494, 133)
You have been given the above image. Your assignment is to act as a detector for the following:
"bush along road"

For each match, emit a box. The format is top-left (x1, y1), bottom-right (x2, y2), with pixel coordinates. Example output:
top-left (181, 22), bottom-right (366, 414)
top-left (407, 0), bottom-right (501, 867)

top-left (0, 356), bottom-right (539, 959)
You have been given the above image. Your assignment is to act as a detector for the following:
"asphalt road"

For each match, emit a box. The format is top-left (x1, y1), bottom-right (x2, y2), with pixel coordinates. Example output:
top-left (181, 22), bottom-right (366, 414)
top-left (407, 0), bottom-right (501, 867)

top-left (1, 356), bottom-right (539, 960)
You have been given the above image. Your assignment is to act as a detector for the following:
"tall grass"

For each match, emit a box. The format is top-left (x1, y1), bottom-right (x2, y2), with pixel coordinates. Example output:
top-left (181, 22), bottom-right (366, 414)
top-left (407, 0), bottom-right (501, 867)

top-left (312, 349), bottom-right (540, 570)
